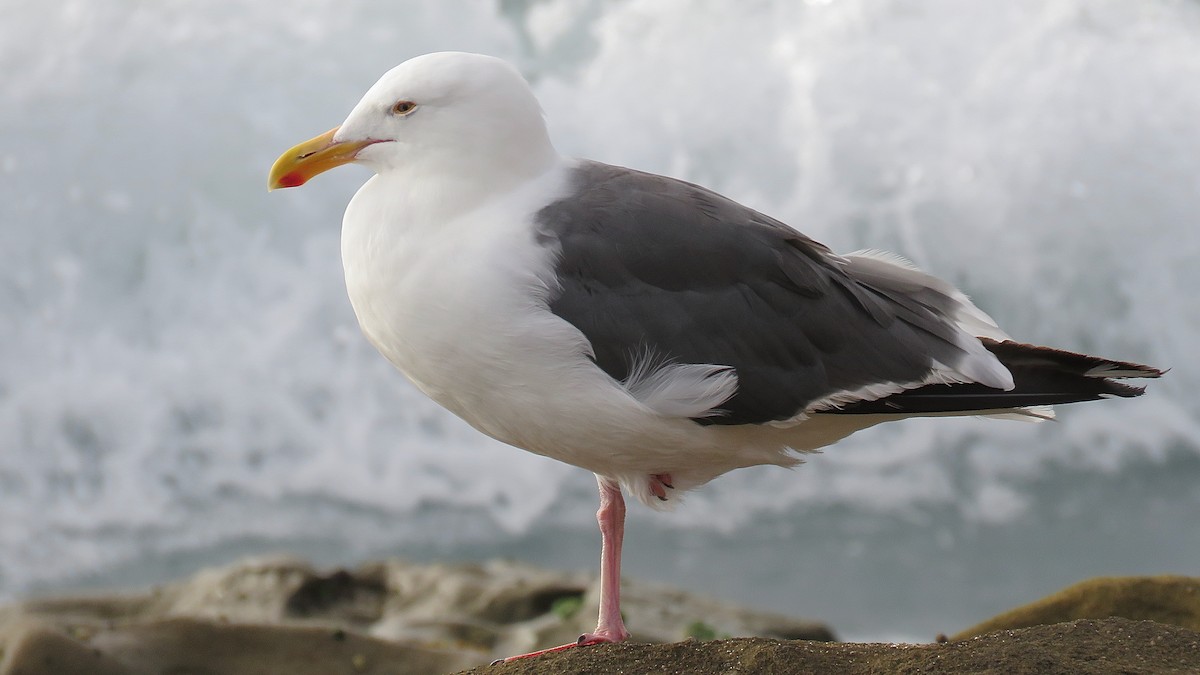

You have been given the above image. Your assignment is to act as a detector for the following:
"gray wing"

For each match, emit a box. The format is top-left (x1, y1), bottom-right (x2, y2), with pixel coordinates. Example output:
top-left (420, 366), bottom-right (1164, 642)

top-left (535, 161), bottom-right (982, 426)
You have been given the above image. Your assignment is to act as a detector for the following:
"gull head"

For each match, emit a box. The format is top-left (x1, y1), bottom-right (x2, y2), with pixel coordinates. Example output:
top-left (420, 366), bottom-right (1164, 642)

top-left (269, 52), bottom-right (556, 190)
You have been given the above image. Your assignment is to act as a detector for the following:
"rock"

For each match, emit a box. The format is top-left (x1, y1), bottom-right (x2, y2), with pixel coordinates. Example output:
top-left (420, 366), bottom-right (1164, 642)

top-left (953, 575), bottom-right (1200, 639)
top-left (0, 616), bottom-right (475, 675)
top-left (0, 622), bottom-right (131, 675)
top-left (468, 618), bottom-right (1200, 675)
top-left (0, 555), bottom-right (833, 674)
top-left (5, 561), bottom-right (1197, 675)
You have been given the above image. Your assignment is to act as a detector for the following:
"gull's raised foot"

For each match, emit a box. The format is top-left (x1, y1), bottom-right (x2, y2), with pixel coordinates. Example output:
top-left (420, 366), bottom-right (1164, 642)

top-left (648, 473), bottom-right (674, 501)
top-left (492, 628), bottom-right (629, 664)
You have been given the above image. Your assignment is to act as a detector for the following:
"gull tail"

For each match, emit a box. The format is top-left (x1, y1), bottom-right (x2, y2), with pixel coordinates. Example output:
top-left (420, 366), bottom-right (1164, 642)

top-left (828, 339), bottom-right (1165, 415)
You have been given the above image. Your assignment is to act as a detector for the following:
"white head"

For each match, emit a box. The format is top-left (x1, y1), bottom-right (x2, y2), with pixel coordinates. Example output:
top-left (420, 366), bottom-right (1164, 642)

top-left (269, 52), bottom-right (558, 191)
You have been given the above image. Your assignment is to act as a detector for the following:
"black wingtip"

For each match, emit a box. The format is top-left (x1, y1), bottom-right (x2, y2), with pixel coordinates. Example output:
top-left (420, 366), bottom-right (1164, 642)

top-left (828, 341), bottom-right (1162, 415)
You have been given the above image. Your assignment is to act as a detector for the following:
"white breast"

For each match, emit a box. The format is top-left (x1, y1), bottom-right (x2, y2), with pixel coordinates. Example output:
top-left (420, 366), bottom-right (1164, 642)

top-left (340, 165), bottom-right (609, 450)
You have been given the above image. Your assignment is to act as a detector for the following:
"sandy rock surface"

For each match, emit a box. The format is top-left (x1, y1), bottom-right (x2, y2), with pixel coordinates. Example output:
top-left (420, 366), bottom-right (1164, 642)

top-left (471, 618), bottom-right (1200, 675)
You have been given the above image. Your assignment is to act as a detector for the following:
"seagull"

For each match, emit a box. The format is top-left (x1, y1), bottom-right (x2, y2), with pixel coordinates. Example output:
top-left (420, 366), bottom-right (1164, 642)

top-left (268, 51), bottom-right (1163, 660)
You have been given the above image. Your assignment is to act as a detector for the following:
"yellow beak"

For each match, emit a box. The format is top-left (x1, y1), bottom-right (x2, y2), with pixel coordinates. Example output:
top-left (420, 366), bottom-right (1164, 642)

top-left (267, 127), bottom-right (378, 190)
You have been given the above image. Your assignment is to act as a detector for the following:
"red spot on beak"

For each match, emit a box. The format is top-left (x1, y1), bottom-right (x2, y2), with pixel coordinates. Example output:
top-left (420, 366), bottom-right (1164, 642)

top-left (277, 172), bottom-right (307, 188)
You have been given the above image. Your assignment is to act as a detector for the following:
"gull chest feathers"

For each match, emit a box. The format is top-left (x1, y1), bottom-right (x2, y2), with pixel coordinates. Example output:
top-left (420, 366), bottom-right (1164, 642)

top-left (339, 166), bottom-right (589, 449)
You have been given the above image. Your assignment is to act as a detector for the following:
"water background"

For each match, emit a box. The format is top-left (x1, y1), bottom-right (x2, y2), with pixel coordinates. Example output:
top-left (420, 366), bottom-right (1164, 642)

top-left (3, 0), bottom-right (1198, 641)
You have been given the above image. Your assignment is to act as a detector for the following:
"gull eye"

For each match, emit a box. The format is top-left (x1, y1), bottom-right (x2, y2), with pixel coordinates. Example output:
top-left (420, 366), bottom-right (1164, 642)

top-left (391, 100), bottom-right (417, 116)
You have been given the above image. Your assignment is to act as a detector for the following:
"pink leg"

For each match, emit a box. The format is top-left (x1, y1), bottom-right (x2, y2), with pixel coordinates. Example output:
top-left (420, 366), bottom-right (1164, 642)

top-left (585, 476), bottom-right (631, 642)
top-left (495, 476), bottom-right (630, 663)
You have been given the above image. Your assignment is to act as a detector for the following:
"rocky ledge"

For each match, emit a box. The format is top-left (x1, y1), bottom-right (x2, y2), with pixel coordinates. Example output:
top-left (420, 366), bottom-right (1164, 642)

top-left (1, 558), bottom-right (1196, 675)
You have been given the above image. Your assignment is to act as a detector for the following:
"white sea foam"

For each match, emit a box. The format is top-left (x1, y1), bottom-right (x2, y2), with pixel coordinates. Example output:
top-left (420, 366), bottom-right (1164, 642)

top-left (1, 0), bottom-right (1198, 637)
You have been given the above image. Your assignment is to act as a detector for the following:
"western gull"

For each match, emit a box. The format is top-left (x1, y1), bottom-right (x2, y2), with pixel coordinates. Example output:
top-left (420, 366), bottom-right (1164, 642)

top-left (268, 51), bottom-right (1163, 660)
